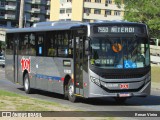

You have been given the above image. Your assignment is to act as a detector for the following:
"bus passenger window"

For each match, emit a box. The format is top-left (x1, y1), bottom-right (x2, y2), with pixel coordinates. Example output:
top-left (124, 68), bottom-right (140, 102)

top-left (47, 32), bottom-right (57, 57)
top-left (57, 32), bottom-right (69, 57)
top-left (48, 38), bottom-right (56, 56)
top-left (36, 35), bottom-right (44, 56)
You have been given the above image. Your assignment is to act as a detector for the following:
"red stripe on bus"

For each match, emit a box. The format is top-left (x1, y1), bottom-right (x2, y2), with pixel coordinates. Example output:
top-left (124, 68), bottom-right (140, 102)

top-left (72, 79), bottom-right (74, 83)
top-left (61, 77), bottom-right (64, 81)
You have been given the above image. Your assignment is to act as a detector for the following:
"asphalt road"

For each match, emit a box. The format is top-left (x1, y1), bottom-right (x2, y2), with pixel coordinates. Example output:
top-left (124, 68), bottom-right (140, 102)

top-left (0, 67), bottom-right (160, 118)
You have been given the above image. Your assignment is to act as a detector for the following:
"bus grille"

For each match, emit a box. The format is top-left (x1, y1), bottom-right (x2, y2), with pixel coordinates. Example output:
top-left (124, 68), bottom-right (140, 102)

top-left (101, 74), bottom-right (145, 79)
top-left (101, 83), bottom-right (145, 93)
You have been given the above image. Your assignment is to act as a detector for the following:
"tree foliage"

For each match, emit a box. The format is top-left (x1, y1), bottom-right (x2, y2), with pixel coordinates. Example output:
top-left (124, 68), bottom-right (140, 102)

top-left (115, 0), bottom-right (160, 38)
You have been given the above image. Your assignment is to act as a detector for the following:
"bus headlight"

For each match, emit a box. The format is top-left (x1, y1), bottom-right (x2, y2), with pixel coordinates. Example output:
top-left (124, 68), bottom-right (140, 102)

top-left (90, 76), bottom-right (101, 86)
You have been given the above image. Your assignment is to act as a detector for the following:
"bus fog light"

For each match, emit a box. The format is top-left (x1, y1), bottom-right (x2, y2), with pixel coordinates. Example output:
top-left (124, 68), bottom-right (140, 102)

top-left (90, 76), bottom-right (100, 86)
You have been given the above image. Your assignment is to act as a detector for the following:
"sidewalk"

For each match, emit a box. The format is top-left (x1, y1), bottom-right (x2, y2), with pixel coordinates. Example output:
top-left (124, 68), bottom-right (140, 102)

top-left (151, 82), bottom-right (160, 91)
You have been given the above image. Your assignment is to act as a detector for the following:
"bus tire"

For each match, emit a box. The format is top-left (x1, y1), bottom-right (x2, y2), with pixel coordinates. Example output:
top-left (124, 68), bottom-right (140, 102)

top-left (68, 79), bottom-right (77, 102)
top-left (24, 73), bottom-right (32, 94)
top-left (114, 97), bottom-right (127, 104)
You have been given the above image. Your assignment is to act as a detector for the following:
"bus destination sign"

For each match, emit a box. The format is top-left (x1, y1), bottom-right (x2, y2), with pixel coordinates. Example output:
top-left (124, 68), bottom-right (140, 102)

top-left (93, 26), bottom-right (144, 34)
top-left (98, 27), bottom-right (134, 33)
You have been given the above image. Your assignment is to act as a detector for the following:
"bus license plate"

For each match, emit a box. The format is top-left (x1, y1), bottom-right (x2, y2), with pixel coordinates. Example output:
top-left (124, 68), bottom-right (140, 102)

top-left (119, 93), bottom-right (131, 97)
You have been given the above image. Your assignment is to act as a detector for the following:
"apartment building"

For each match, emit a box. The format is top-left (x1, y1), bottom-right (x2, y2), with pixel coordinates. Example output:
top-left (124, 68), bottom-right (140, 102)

top-left (0, 0), bottom-right (50, 28)
top-left (50, 0), bottom-right (124, 22)
top-left (0, 0), bottom-right (19, 28)
top-left (24, 0), bottom-right (50, 27)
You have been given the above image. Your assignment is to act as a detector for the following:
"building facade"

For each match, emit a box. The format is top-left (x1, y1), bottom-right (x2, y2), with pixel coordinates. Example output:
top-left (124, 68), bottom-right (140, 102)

top-left (0, 0), bottom-right (50, 28)
top-left (0, 0), bottom-right (19, 28)
top-left (50, 0), bottom-right (124, 22)
top-left (24, 0), bottom-right (50, 27)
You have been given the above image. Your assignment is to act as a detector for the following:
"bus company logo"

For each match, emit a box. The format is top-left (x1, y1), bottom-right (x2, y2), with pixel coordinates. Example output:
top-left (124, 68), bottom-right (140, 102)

top-left (120, 84), bottom-right (129, 89)
top-left (21, 57), bottom-right (31, 73)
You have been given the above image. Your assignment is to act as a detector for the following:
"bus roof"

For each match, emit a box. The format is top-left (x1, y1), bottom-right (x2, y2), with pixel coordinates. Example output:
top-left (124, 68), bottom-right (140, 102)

top-left (6, 21), bottom-right (86, 33)
top-left (6, 21), bottom-right (146, 33)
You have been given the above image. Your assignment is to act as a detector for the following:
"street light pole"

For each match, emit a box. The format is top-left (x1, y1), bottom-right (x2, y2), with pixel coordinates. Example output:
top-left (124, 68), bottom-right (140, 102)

top-left (19, 0), bottom-right (25, 28)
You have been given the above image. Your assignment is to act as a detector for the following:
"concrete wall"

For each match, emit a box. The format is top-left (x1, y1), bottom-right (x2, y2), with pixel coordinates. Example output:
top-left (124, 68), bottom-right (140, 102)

top-left (50, 0), bottom-right (60, 21)
top-left (71, 0), bottom-right (83, 21)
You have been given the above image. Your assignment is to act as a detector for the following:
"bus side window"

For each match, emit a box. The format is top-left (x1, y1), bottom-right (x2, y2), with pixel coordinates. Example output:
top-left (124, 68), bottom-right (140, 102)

top-left (47, 32), bottom-right (57, 57)
top-left (19, 33), bottom-right (29, 55)
top-left (48, 38), bottom-right (56, 57)
top-left (19, 33), bottom-right (36, 56)
top-left (57, 31), bottom-right (69, 57)
top-left (28, 33), bottom-right (36, 56)
top-left (6, 33), bottom-right (14, 55)
top-left (36, 34), bottom-right (45, 56)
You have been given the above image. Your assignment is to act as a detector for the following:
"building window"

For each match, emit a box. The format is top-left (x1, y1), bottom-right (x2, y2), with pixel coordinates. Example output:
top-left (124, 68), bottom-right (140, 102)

top-left (0, 1), bottom-right (5, 7)
top-left (45, 15), bottom-right (50, 20)
top-left (83, 19), bottom-right (90, 22)
top-left (60, 9), bottom-right (65, 14)
top-left (0, 11), bottom-right (5, 16)
top-left (65, 19), bottom-right (71, 21)
top-left (85, 0), bottom-right (91, 2)
top-left (94, 9), bottom-right (101, 14)
top-left (105, 9), bottom-right (111, 15)
top-left (84, 8), bottom-right (91, 14)
top-left (66, 9), bottom-right (72, 13)
top-left (67, 0), bottom-right (72, 2)
top-left (106, 0), bottom-right (112, 4)
top-left (95, 0), bottom-right (101, 3)
top-left (31, 4), bottom-right (40, 9)
top-left (114, 10), bottom-right (121, 16)
top-left (45, 6), bottom-right (50, 10)
top-left (31, 14), bottom-right (38, 18)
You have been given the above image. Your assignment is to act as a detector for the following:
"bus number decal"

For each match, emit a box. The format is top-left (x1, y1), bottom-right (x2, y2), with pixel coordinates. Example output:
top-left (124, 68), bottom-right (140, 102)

top-left (21, 57), bottom-right (31, 73)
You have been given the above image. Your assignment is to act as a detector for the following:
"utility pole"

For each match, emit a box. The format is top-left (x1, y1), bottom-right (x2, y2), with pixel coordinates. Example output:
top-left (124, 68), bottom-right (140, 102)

top-left (19, 0), bottom-right (25, 28)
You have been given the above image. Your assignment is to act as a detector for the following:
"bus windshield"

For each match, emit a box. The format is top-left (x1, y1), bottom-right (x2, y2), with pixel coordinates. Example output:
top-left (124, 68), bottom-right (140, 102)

top-left (90, 36), bottom-right (150, 69)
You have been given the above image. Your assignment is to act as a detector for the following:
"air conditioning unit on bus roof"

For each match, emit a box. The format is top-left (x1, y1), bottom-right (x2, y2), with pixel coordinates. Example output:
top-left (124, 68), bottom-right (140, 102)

top-left (32, 21), bottom-right (83, 28)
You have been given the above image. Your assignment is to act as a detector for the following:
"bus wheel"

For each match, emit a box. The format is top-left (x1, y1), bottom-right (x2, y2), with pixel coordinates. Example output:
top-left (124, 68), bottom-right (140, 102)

top-left (114, 97), bottom-right (127, 104)
top-left (24, 73), bottom-right (32, 94)
top-left (68, 79), bottom-right (77, 102)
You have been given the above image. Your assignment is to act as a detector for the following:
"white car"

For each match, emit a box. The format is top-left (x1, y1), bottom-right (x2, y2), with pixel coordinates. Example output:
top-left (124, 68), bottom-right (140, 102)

top-left (0, 56), bottom-right (5, 68)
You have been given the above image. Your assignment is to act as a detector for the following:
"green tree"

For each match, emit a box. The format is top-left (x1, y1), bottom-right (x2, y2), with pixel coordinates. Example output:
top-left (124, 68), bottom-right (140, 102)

top-left (115, 0), bottom-right (160, 38)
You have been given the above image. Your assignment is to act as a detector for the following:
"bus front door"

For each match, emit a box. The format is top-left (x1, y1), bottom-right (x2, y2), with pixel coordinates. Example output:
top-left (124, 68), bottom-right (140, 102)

top-left (74, 37), bottom-right (84, 96)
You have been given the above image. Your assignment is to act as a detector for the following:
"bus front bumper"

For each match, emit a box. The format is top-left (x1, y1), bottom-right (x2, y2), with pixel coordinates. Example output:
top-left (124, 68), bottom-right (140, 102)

top-left (88, 81), bottom-right (151, 98)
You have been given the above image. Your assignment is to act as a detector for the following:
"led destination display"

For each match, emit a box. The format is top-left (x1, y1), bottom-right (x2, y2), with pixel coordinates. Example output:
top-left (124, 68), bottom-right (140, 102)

top-left (93, 26), bottom-right (145, 34)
